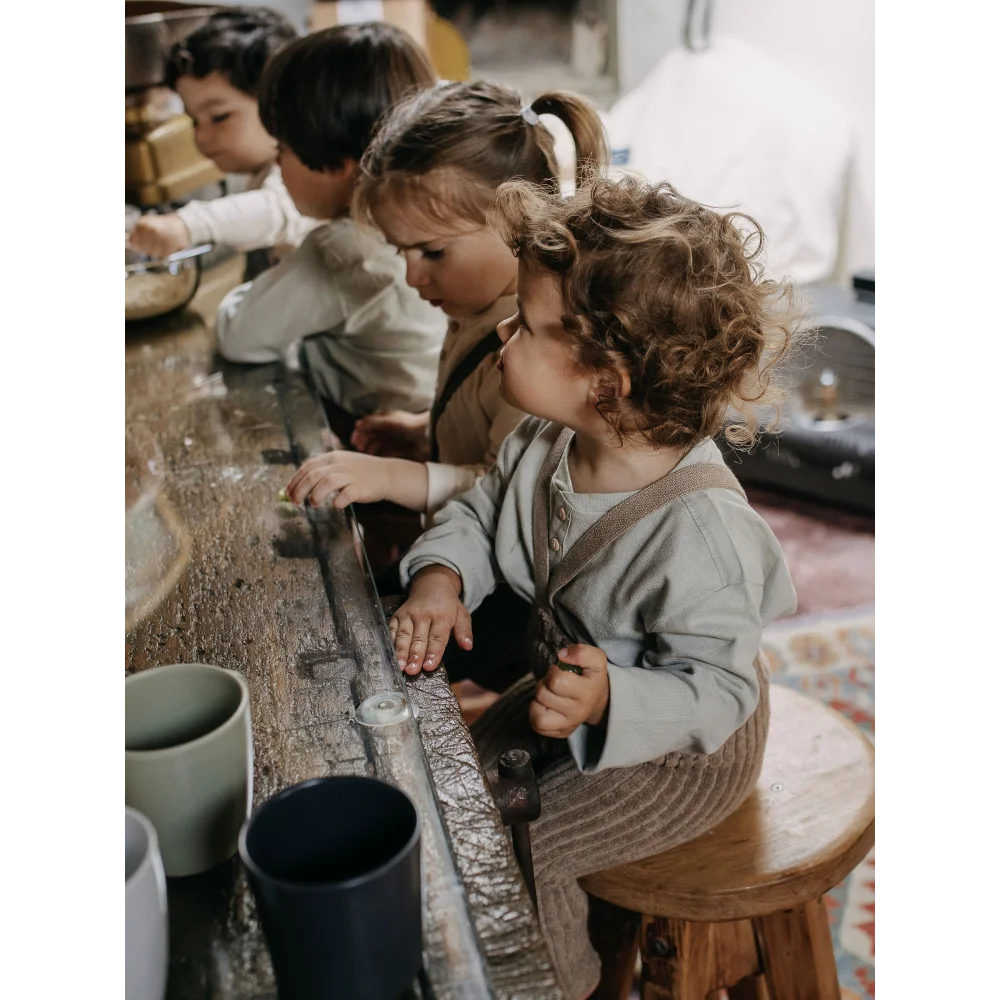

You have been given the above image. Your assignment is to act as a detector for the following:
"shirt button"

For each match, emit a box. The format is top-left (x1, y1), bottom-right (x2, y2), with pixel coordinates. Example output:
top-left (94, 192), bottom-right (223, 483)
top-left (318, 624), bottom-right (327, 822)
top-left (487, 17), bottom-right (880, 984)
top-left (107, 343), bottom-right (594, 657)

top-left (557, 507), bottom-right (567, 521)
top-left (550, 538), bottom-right (561, 552)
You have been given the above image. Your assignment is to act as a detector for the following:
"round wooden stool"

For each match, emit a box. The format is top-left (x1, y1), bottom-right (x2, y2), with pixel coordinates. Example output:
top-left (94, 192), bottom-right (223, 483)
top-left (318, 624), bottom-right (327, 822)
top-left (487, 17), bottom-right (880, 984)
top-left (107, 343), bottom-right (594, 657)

top-left (581, 684), bottom-right (874, 1000)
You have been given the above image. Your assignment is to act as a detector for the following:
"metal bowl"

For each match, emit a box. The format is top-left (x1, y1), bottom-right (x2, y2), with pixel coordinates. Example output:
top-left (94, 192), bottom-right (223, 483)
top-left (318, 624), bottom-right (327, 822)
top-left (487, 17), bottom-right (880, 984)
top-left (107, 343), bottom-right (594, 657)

top-left (125, 243), bottom-right (213, 322)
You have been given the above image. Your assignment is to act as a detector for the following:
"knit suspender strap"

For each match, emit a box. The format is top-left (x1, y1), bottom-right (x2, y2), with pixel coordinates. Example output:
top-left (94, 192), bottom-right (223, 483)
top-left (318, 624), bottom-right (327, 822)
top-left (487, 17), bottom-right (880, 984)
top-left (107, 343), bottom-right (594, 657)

top-left (532, 426), bottom-right (575, 603)
top-left (530, 426), bottom-right (747, 605)
top-left (428, 330), bottom-right (503, 463)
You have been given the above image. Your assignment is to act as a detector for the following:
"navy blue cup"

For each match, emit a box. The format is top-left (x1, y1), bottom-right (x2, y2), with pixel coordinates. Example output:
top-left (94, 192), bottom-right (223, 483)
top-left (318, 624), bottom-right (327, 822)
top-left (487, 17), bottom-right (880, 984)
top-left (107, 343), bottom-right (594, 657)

top-left (239, 776), bottom-right (422, 1000)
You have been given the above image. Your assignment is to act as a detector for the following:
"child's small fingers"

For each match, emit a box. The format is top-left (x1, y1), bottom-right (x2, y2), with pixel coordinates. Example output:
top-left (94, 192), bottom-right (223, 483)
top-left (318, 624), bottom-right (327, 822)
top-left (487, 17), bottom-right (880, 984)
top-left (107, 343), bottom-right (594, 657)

top-left (288, 476), bottom-right (328, 506)
top-left (392, 615), bottom-right (414, 668)
top-left (357, 413), bottom-right (392, 432)
top-left (534, 682), bottom-right (577, 717)
top-left (331, 486), bottom-right (359, 510)
top-left (284, 471), bottom-right (314, 501)
top-left (421, 622), bottom-right (451, 668)
top-left (528, 700), bottom-right (572, 738)
top-left (556, 643), bottom-right (606, 673)
top-left (401, 618), bottom-right (431, 674)
top-left (452, 605), bottom-right (474, 650)
top-left (287, 458), bottom-right (335, 498)
top-left (544, 665), bottom-right (587, 698)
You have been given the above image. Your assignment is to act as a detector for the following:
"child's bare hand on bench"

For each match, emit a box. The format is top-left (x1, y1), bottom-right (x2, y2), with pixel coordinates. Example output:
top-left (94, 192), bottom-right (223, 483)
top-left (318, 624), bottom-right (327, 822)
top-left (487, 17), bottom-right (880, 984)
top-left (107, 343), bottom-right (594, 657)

top-left (390, 565), bottom-right (473, 674)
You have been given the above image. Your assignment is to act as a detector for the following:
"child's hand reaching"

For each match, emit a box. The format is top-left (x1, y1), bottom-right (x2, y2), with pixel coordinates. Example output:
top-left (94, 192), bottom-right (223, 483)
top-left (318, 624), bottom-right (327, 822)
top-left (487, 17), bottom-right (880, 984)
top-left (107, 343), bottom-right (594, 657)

top-left (285, 451), bottom-right (389, 508)
top-left (529, 644), bottom-right (610, 739)
top-left (350, 410), bottom-right (430, 460)
top-left (128, 214), bottom-right (191, 259)
top-left (389, 565), bottom-right (473, 674)
top-left (284, 451), bottom-right (428, 511)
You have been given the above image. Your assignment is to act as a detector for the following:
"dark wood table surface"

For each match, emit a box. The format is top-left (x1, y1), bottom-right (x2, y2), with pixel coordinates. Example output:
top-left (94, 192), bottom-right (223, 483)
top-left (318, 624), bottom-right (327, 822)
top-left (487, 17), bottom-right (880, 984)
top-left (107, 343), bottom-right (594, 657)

top-left (125, 257), bottom-right (562, 1000)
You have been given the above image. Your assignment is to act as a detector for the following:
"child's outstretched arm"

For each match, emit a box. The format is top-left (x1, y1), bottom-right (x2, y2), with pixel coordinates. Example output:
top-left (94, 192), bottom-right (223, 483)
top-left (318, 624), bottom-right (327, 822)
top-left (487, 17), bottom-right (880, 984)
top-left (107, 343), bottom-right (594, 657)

top-left (177, 170), bottom-right (318, 255)
top-left (284, 452), bottom-right (429, 512)
top-left (132, 181), bottom-right (314, 260)
top-left (389, 565), bottom-right (473, 673)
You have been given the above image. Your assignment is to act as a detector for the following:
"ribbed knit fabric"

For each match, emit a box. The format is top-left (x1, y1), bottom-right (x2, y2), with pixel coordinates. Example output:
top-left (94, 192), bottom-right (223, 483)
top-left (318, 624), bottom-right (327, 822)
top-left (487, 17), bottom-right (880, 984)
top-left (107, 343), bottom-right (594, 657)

top-left (470, 429), bottom-right (769, 999)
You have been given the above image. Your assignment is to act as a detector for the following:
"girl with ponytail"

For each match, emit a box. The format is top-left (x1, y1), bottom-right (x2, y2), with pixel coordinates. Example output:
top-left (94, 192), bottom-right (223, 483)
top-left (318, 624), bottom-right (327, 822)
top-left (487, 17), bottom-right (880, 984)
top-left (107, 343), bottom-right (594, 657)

top-left (284, 81), bottom-right (609, 692)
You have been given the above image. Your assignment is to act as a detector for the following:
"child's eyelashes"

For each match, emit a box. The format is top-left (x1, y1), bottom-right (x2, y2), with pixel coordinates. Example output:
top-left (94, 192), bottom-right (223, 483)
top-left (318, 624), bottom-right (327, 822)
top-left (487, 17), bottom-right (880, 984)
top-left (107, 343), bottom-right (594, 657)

top-left (210, 113), bottom-right (231, 124)
top-left (395, 247), bottom-right (445, 261)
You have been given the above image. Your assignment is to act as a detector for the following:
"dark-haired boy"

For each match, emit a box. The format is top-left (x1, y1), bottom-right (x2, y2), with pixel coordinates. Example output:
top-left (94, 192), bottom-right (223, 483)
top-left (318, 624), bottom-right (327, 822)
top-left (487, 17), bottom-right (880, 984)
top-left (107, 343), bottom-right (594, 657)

top-left (215, 22), bottom-right (446, 429)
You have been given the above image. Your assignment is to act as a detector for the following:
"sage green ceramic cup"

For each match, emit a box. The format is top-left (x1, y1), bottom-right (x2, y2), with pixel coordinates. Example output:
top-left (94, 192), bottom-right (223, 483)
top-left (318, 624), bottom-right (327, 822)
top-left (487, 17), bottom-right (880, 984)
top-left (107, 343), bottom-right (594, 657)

top-left (125, 663), bottom-right (253, 877)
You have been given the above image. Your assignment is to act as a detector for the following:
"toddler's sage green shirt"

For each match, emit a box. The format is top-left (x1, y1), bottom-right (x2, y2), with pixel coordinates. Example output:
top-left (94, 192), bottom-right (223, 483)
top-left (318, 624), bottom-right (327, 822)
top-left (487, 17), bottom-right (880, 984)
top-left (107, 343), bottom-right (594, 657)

top-left (401, 417), bottom-right (797, 772)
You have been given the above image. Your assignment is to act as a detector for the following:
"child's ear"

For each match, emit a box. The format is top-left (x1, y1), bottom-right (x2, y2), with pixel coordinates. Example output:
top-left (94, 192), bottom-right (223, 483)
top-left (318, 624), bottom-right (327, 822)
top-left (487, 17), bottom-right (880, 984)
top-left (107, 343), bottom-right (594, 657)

top-left (333, 158), bottom-right (360, 182)
top-left (588, 364), bottom-right (631, 404)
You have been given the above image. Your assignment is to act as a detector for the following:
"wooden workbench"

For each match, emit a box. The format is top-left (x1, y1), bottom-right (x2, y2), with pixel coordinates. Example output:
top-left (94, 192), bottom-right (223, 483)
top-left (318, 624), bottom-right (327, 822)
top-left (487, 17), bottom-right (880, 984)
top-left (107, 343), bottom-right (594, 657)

top-left (125, 258), bottom-right (561, 1000)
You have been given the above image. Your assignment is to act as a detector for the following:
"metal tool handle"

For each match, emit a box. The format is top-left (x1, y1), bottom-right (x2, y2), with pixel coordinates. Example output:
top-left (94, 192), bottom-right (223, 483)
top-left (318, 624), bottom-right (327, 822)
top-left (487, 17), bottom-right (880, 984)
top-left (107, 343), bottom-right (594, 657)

top-left (493, 748), bottom-right (541, 908)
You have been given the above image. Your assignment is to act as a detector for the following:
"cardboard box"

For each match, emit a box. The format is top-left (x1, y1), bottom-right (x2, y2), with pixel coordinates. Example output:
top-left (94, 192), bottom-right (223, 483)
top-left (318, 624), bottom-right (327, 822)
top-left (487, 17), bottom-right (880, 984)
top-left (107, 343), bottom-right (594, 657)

top-left (309, 1), bottom-right (428, 49)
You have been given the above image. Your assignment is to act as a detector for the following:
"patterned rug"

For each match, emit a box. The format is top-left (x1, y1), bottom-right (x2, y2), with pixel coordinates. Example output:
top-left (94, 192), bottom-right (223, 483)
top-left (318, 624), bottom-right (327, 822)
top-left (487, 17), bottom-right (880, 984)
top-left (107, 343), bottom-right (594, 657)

top-left (761, 607), bottom-right (875, 1000)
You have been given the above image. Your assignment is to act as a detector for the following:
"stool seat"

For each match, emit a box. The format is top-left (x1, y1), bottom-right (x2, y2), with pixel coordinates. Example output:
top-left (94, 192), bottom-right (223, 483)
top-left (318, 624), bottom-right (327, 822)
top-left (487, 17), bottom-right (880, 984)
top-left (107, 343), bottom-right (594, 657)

top-left (581, 684), bottom-right (875, 922)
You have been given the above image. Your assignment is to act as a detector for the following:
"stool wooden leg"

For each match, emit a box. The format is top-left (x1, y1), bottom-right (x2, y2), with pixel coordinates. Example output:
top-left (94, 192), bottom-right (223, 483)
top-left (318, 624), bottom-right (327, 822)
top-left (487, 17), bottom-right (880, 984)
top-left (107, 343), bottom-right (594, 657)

top-left (587, 896), bottom-right (641, 1000)
top-left (638, 916), bottom-right (759, 1000)
top-left (753, 897), bottom-right (840, 1000)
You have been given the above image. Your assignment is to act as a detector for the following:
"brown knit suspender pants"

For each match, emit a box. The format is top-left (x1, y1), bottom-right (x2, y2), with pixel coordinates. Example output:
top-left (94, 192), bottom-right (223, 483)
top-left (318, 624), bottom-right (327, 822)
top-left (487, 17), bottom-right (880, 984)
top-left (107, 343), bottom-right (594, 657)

top-left (471, 429), bottom-right (770, 1000)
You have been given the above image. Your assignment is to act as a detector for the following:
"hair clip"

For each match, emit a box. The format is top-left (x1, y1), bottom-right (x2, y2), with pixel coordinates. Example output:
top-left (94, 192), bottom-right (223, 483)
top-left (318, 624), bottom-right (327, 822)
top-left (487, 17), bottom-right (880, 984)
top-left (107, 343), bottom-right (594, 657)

top-left (520, 106), bottom-right (540, 126)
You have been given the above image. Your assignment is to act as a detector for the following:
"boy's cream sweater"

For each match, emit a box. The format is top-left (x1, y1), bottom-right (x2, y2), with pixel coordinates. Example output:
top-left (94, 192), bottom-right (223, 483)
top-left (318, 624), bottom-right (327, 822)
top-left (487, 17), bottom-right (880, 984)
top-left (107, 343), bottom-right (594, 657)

top-left (215, 218), bottom-right (447, 416)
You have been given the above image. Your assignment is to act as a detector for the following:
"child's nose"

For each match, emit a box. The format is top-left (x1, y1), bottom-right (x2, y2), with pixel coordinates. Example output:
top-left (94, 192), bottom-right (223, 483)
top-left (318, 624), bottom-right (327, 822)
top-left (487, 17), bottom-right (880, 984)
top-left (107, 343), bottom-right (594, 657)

top-left (193, 123), bottom-right (212, 149)
top-left (497, 314), bottom-right (516, 344)
top-left (404, 255), bottom-right (428, 288)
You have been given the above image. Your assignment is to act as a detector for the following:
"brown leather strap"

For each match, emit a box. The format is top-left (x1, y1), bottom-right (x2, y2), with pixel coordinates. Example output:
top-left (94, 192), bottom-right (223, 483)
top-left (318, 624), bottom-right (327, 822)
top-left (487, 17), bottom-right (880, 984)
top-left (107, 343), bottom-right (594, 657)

top-left (429, 330), bottom-right (502, 463)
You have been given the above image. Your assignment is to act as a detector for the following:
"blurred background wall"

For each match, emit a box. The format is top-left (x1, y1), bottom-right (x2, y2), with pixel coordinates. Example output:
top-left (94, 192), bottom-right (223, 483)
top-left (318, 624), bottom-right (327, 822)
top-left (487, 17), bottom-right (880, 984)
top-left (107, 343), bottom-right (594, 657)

top-left (616, 0), bottom-right (874, 281)
top-left (224, 0), bottom-right (874, 283)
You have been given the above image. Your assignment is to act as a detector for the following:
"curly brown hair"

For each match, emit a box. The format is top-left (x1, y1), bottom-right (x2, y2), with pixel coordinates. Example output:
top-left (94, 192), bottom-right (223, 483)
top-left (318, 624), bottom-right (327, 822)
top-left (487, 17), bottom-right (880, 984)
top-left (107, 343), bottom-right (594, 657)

top-left (490, 173), bottom-right (804, 448)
